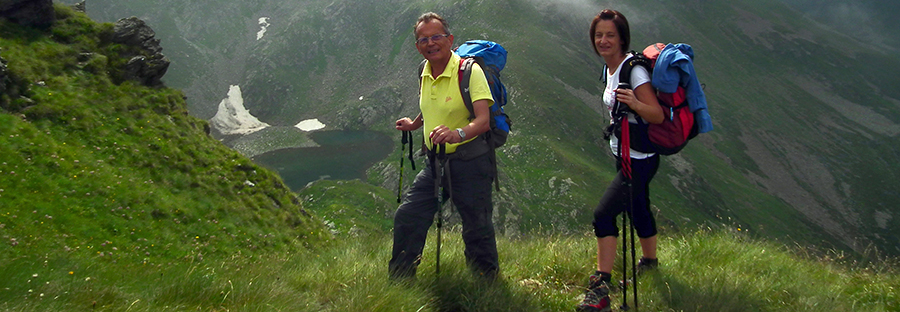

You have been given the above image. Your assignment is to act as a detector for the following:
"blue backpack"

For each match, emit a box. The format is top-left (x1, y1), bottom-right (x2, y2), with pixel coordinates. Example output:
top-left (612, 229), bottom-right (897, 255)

top-left (455, 40), bottom-right (511, 149)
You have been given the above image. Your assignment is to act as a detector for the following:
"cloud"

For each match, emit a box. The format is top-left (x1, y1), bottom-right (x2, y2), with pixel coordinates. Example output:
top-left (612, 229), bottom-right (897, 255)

top-left (788, 1), bottom-right (897, 50)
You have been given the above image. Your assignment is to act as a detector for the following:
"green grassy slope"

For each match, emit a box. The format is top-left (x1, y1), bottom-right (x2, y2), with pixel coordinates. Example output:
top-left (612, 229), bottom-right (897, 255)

top-left (0, 5), bottom-right (327, 277)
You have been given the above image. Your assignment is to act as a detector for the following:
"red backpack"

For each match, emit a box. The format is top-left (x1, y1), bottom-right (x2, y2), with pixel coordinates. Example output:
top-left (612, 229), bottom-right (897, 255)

top-left (616, 43), bottom-right (698, 155)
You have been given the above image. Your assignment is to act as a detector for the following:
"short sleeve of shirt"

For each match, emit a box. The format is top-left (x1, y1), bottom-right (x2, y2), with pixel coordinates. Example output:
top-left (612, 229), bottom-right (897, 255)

top-left (629, 65), bottom-right (651, 90)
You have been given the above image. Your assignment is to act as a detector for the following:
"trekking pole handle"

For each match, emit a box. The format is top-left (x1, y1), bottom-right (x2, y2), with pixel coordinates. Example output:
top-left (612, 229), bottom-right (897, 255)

top-left (614, 82), bottom-right (632, 116)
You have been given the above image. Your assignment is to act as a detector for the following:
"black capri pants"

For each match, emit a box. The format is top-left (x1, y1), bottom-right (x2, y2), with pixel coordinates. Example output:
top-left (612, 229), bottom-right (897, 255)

top-left (593, 154), bottom-right (660, 238)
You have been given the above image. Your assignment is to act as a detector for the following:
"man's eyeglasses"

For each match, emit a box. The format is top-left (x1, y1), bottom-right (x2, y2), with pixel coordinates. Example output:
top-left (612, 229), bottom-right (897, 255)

top-left (416, 34), bottom-right (449, 45)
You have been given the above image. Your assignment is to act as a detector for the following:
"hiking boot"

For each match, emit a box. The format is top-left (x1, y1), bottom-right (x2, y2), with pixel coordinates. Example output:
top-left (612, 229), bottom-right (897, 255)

top-left (617, 257), bottom-right (659, 290)
top-left (576, 278), bottom-right (611, 312)
top-left (637, 257), bottom-right (658, 274)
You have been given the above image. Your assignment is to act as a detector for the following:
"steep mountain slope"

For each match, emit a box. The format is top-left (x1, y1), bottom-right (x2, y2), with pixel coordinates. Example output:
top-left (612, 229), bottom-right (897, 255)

top-left (65, 0), bottom-right (900, 256)
top-left (0, 5), bottom-right (327, 266)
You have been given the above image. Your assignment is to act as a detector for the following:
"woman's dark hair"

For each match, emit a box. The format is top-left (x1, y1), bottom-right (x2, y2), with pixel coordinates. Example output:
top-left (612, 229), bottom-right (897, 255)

top-left (590, 9), bottom-right (630, 56)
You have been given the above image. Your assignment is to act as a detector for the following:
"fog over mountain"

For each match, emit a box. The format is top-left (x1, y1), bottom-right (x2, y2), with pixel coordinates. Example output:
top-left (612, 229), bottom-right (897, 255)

top-left (57, 0), bottom-right (900, 256)
top-left (781, 0), bottom-right (899, 51)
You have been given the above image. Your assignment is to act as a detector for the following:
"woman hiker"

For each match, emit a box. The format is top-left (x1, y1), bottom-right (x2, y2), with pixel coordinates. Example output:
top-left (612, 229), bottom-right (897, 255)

top-left (576, 9), bottom-right (665, 312)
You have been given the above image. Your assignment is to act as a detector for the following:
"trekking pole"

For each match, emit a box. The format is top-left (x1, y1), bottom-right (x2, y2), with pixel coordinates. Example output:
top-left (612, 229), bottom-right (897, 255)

top-left (624, 118), bottom-right (639, 312)
top-left (618, 115), bottom-right (631, 312)
top-left (397, 131), bottom-right (408, 203)
top-left (408, 131), bottom-right (416, 171)
top-left (617, 82), bottom-right (639, 311)
top-left (397, 131), bottom-right (417, 203)
top-left (434, 143), bottom-right (446, 277)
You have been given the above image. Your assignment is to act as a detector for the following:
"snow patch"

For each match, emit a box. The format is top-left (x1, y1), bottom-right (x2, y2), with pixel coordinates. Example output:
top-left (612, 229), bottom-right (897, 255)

top-left (295, 119), bottom-right (326, 131)
top-left (257, 17), bottom-right (270, 40)
top-left (209, 85), bottom-right (270, 135)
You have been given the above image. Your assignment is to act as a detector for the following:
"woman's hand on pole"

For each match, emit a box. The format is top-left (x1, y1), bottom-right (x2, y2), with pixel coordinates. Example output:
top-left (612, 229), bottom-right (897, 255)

top-left (617, 84), bottom-right (664, 124)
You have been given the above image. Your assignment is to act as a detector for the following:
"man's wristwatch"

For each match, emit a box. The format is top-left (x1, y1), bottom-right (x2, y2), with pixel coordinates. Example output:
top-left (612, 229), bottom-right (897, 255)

top-left (456, 128), bottom-right (466, 140)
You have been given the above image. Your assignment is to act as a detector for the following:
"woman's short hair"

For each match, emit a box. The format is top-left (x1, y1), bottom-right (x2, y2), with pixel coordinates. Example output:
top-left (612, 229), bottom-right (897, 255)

top-left (590, 9), bottom-right (630, 56)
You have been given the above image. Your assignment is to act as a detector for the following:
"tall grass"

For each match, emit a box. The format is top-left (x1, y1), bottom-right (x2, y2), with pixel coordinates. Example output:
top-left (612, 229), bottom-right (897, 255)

top-left (3, 228), bottom-right (895, 311)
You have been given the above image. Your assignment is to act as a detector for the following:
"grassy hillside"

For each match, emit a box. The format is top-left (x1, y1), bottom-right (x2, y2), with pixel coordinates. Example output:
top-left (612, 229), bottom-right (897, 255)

top-left (0, 4), bottom-right (327, 278)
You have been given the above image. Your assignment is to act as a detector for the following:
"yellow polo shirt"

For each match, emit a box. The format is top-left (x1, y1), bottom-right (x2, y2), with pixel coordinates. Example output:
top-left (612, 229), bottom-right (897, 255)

top-left (420, 53), bottom-right (494, 154)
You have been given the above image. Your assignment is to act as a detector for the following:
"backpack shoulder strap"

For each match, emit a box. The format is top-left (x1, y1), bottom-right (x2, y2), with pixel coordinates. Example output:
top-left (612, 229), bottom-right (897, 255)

top-left (601, 64), bottom-right (608, 84)
top-left (459, 57), bottom-right (476, 121)
top-left (417, 59), bottom-right (427, 90)
top-left (619, 52), bottom-right (652, 87)
top-left (618, 53), bottom-right (654, 126)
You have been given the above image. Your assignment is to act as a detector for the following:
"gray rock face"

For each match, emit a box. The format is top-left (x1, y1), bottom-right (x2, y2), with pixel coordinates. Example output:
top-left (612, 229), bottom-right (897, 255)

top-left (123, 54), bottom-right (169, 87)
top-left (71, 0), bottom-right (85, 13)
top-left (0, 2), bottom-right (169, 87)
top-left (112, 17), bottom-right (170, 87)
top-left (112, 17), bottom-right (162, 54)
top-left (0, 53), bottom-right (8, 95)
top-left (0, 0), bottom-right (54, 29)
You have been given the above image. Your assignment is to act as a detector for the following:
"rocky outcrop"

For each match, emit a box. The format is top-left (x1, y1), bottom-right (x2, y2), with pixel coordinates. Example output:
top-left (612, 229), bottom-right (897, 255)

top-left (0, 52), bottom-right (8, 95)
top-left (71, 0), bottom-right (84, 13)
top-left (111, 17), bottom-right (169, 87)
top-left (1, 2), bottom-right (169, 88)
top-left (0, 49), bottom-right (31, 112)
top-left (0, 0), bottom-right (53, 29)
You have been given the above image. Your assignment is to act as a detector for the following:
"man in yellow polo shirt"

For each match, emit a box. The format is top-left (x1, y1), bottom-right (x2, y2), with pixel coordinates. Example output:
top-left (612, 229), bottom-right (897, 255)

top-left (389, 12), bottom-right (499, 280)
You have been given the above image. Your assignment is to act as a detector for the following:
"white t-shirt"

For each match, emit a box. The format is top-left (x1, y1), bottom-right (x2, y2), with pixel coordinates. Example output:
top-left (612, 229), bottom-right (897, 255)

top-left (604, 54), bottom-right (655, 159)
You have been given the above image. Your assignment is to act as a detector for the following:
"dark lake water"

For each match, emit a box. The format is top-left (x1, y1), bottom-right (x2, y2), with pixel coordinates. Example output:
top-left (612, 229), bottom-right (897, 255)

top-left (251, 130), bottom-right (395, 191)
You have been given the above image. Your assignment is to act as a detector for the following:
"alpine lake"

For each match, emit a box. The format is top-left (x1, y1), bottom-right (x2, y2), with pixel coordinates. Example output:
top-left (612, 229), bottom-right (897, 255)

top-left (250, 130), bottom-right (395, 191)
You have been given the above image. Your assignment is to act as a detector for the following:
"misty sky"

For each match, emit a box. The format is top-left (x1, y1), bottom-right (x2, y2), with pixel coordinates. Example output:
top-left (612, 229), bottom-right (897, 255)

top-left (780, 0), bottom-right (898, 50)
